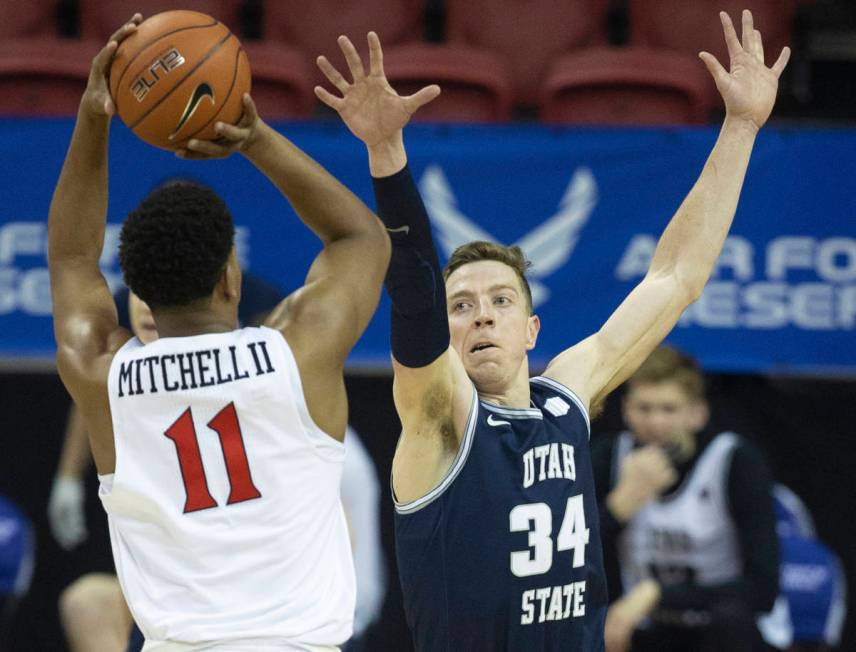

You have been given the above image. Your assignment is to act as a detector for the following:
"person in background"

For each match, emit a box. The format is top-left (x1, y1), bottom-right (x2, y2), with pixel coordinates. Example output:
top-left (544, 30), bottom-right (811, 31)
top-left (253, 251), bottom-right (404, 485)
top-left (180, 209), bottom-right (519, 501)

top-left (591, 346), bottom-right (780, 652)
top-left (0, 494), bottom-right (34, 650)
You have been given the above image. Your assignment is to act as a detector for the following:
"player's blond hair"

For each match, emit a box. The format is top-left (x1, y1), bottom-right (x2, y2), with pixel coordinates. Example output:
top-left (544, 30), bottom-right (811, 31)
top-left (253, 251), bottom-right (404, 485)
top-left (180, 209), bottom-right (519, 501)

top-left (443, 241), bottom-right (534, 313)
top-left (627, 346), bottom-right (705, 401)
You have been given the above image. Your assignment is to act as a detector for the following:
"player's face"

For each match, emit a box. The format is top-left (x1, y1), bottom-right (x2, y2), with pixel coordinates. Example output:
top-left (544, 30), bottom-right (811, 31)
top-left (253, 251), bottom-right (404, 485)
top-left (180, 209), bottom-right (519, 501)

top-left (622, 381), bottom-right (708, 448)
top-left (128, 292), bottom-right (158, 344)
top-left (446, 260), bottom-right (539, 392)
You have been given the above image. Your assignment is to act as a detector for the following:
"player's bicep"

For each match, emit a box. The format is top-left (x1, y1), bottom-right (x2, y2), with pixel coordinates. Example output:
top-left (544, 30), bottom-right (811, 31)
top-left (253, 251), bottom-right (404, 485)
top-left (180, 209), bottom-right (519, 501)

top-left (544, 272), bottom-right (694, 407)
top-left (268, 234), bottom-right (387, 367)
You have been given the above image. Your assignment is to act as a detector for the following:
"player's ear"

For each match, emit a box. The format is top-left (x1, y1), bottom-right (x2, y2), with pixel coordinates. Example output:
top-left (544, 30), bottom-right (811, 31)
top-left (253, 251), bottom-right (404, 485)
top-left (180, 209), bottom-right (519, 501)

top-left (525, 314), bottom-right (540, 350)
top-left (221, 247), bottom-right (241, 302)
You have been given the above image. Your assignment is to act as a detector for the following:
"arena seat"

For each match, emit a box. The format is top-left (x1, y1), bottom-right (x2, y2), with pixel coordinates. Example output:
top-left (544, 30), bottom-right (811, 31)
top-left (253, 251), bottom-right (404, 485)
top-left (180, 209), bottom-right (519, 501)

top-left (0, 0), bottom-right (57, 38)
top-left (240, 42), bottom-right (316, 119)
top-left (382, 44), bottom-right (514, 122)
top-left (446, 0), bottom-right (610, 105)
top-left (0, 38), bottom-right (97, 116)
top-left (629, 0), bottom-right (796, 71)
top-left (539, 47), bottom-right (714, 125)
top-left (78, 0), bottom-right (243, 39)
top-left (262, 0), bottom-right (424, 95)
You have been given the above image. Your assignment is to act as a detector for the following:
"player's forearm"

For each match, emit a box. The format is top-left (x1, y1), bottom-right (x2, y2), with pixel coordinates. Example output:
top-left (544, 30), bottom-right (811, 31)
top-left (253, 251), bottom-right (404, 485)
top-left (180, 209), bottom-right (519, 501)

top-left (243, 122), bottom-right (386, 247)
top-left (367, 132), bottom-right (407, 178)
top-left (48, 106), bottom-right (111, 264)
top-left (56, 403), bottom-right (94, 479)
top-left (649, 118), bottom-right (757, 297)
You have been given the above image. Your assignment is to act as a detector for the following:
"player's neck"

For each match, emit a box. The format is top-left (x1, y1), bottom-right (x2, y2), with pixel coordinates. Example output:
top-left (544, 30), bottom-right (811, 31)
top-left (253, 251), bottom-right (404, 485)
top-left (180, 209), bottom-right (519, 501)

top-left (152, 306), bottom-right (238, 339)
top-left (477, 363), bottom-right (532, 409)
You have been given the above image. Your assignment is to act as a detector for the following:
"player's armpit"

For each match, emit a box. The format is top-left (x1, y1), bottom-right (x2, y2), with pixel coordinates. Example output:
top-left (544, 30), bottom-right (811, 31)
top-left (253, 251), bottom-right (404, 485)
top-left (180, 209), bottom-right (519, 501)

top-left (390, 348), bottom-right (473, 504)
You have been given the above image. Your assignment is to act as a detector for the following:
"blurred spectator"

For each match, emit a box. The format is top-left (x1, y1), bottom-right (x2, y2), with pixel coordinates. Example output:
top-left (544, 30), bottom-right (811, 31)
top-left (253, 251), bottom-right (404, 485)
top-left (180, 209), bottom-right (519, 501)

top-left (0, 494), bottom-right (34, 648)
top-left (591, 346), bottom-right (780, 652)
top-left (759, 485), bottom-right (847, 652)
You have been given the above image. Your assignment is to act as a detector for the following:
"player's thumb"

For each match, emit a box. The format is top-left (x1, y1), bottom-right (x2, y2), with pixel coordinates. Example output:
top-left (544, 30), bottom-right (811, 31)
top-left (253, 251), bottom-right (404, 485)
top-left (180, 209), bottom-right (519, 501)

top-left (699, 52), bottom-right (727, 87)
top-left (406, 84), bottom-right (441, 112)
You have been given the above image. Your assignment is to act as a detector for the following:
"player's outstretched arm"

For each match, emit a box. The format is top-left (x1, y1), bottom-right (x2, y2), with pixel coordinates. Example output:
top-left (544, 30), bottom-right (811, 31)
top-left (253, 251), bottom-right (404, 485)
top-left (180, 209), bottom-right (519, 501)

top-left (544, 10), bottom-right (790, 411)
top-left (48, 17), bottom-right (141, 452)
top-left (185, 90), bottom-right (391, 440)
top-left (316, 33), bottom-right (472, 501)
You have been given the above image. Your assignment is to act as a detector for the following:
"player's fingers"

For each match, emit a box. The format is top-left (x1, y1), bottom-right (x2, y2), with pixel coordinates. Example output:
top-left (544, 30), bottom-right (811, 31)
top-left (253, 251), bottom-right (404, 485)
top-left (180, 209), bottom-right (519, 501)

top-left (771, 46), bottom-right (791, 78)
top-left (367, 31), bottom-right (385, 77)
top-left (91, 40), bottom-right (119, 79)
top-left (213, 121), bottom-right (249, 142)
top-left (740, 9), bottom-right (754, 53)
top-left (404, 84), bottom-right (441, 112)
top-left (720, 11), bottom-right (742, 62)
top-left (107, 14), bottom-right (141, 46)
top-left (314, 85), bottom-right (345, 111)
top-left (753, 29), bottom-right (765, 63)
top-left (699, 51), bottom-right (728, 86)
top-left (316, 55), bottom-right (349, 93)
top-left (236, 93), bottom-right (258, 128)
top-left (186, 138), bottom-right (233, 157)
top-left (337, 35), bottom-right (365, 82)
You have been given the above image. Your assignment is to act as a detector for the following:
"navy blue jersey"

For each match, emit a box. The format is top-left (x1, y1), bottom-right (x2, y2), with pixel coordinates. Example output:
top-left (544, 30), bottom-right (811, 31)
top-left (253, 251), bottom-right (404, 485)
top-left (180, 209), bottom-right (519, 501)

top-left (394, 376), bottom-right (607, 651)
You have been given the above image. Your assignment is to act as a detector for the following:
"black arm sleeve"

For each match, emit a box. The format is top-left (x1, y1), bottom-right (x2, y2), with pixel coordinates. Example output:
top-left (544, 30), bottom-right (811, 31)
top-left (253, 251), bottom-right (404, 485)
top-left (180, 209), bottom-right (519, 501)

top-left (590, 433), bottom-right (625, 604)
top-left (372, 166), bottom-right (450, 368)
top-left (657, 439), bottom-right (780, 613)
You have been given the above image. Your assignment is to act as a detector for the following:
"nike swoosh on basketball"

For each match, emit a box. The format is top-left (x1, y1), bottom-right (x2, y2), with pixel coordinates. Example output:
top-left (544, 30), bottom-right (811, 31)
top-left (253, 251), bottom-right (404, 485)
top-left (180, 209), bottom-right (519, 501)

top-left (386, 225), bottom-right (410, 234)
top-left (487, 414), bottom-right (511, 427)
top-left (169, 82), bottom-right (215, 141)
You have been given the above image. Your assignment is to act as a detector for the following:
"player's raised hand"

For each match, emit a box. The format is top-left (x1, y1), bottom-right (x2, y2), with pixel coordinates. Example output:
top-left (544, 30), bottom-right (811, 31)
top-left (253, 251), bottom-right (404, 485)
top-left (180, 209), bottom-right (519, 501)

top-left (699, 10), bottom-right (790, 132)
top-left (315, 32), bottom-right (440, 147)
top-left (82, 14), bottom-right (142, 118)
top-left (179, 93), bottom-right (261, 159)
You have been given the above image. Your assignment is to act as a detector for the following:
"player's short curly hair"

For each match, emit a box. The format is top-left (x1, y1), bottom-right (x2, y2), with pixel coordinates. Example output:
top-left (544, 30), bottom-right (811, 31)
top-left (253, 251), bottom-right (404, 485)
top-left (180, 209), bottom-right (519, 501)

top-left (119, 181), bottom-right (234, 308)
top-left (443, 241), bottom-right (534, 313)
top-left (627, 346), bottom-right (706, 401)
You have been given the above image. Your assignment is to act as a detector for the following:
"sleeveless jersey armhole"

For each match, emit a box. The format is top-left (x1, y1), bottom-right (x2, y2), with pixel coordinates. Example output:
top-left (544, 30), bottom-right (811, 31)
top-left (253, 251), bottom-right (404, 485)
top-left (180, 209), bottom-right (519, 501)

top-left (262, 326), bottom-right (345, 462)
top-left (393, 384), bottom-right (479, 515)
top-left (530, 375), bottom-right (591, 438)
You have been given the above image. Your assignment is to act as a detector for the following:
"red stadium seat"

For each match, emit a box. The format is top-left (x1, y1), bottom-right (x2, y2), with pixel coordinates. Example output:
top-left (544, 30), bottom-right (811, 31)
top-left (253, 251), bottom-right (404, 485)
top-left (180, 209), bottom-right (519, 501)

top-left (241, 42), bottom-right (316, 119)
top-left (446, 0), bottom-right (610, 104)
top-left (0, 38), bottom-right (97, 116)
top-left (263, 0), bottom-right (423, 54)
top-left (383, 44), bottom-right (514, 122)
top-left (79, 0), bottom-right (242, 39)
top-left (540, 47), bottom-right (714, 125)
top-left (0, 1), bottom-right (57, 38)
top-left (629, 0), bottom-right (796, 70)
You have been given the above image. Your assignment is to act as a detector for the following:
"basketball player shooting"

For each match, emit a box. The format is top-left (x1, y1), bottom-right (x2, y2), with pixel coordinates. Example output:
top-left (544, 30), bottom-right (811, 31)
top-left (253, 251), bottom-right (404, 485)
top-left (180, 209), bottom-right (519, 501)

top-left (48, 15), bottom-right (390, 652)
top-left (316, 10), bottom-right (789, 651)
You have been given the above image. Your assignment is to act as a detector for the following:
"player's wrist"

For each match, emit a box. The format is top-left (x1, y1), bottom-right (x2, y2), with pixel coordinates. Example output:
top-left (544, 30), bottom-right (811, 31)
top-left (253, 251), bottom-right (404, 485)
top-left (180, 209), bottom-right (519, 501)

top-left (722, 114), bottom-right (761, 139)
top-left (368, 133), bottom-right (407, 178)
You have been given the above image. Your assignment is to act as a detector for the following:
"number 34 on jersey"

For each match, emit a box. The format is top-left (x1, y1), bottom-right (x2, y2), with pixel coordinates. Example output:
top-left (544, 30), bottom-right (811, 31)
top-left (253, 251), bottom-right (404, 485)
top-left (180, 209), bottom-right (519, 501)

top-left (512, 442), bottom-right (590, 626)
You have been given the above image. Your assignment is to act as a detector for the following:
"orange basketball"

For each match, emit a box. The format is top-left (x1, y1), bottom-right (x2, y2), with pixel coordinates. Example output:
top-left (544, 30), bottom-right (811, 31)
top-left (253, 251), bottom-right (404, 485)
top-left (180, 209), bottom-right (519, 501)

top-left (108, 10), bottom-right (251, 151)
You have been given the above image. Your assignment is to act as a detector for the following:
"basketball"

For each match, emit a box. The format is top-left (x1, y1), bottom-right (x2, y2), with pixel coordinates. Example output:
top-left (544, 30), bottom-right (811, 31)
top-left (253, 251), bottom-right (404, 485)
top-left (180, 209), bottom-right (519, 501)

top-left (108, 10), bottom-right (251, 151)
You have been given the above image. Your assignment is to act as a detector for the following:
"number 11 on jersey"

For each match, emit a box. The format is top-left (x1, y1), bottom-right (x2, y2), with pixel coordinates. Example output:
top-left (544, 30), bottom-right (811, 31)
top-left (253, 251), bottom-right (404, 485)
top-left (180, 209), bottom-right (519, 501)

top-left (164, 402), bottom-right (262, 513)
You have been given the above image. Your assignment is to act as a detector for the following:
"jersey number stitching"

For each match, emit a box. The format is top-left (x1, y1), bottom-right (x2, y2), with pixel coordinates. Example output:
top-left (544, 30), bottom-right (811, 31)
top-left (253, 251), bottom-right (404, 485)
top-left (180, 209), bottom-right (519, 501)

top-left (510, 495), bottom-right (590, 577)
top-left (164, 402), bottom-right (262, 513)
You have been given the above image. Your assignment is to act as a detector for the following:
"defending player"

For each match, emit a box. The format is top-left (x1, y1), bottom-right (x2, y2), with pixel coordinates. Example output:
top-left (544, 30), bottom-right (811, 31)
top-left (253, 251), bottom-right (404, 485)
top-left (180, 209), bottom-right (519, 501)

top-left (48, 15), bottom-right (390, 652)
top-left (315, 10), bottom-right (790, 650)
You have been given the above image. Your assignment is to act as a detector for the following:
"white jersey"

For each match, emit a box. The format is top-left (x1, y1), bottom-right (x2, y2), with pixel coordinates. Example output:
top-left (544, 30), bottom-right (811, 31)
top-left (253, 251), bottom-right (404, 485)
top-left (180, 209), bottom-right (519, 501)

top-left (100, 326), bottom-right (355, 650)
top-left (616, 431), bottom-right (742, 622)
